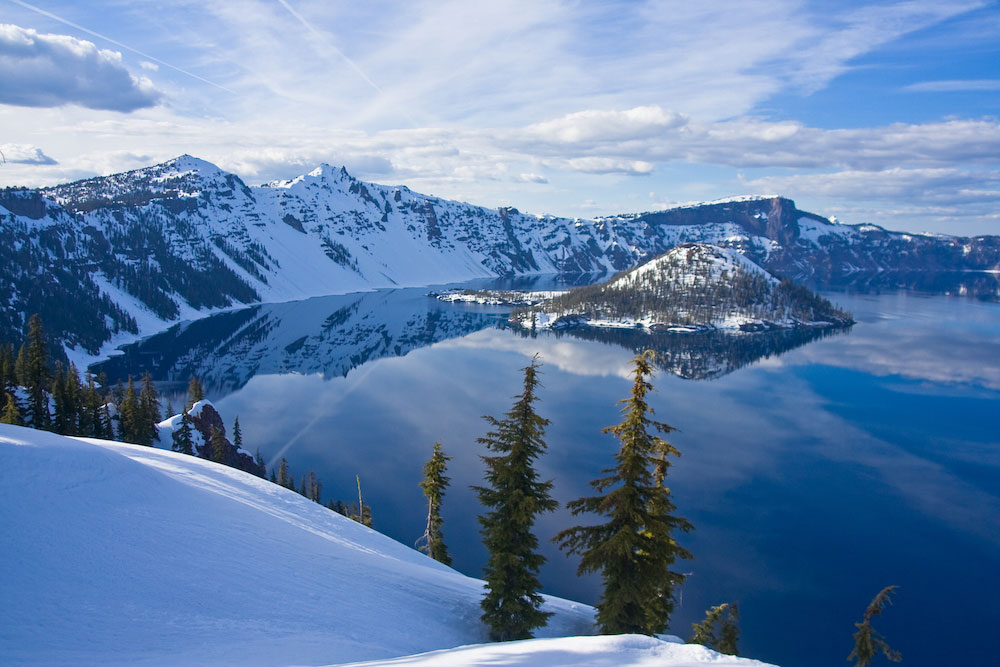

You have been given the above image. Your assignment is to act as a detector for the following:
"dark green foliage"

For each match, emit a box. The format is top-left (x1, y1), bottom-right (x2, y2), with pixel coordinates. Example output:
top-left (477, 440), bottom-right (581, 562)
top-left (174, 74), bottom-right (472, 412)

top-left (138, 373), bottom-right (161, 445)
top-left (473, 356), bottom-right (558, 641)
top-left (690, 602), bottom-right (740, 655)
top-left (1, 391), bottom-right (22, 425)
top-left (117, 376), bottom-right (141, 444)
top-left (556, 350), bottom-right (693, 635)
top-left (849, 586), bottom-right (902, 667)
top-left (209, 426), bottom-right (228, 464)
top-left (172, 412), bottom-right (194, 455)
top-left (16, 314), bottom-right (51, 429)
top-left (232, 417), bottom-right (242, 451)
top-left (254, 449), bottom-right (267, 478)
top-left (417, 442), bottom-right (452, 565)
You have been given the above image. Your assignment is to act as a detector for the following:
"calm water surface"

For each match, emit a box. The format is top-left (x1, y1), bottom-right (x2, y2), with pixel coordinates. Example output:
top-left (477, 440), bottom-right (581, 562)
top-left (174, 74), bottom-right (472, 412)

top-left (98, 281), bottom-right (1000, 667)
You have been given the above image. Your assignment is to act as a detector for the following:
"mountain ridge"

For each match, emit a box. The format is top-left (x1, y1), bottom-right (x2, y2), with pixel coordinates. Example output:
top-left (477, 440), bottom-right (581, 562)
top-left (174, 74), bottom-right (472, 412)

top-left (2, 155), bottom-right (997, 360)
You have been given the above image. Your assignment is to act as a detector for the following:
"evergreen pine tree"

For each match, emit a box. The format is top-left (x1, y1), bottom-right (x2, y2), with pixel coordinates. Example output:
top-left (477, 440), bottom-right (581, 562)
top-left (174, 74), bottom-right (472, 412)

top-left (556, 350), bottom-right (693, 635)
top-left (209, 425), bottom-right (228, 464)
top-left (254, 449), bottom-right (267, 478)
top-left (417, 442), bottom-right (452, 565)
top-left (138, 373), bottom-right (161, 445)
top-left (849, 586), bottom-right (902, 667)
top-left (63, 363), bottom-right (83, 436)
top-left (117, 376), bottom-right (141, 444)
top-left (277, 458), bottom-right (292, 488)
top-left (473, 356), bottom-right (558, 641)
top-left (173, 412), bottom-right (195, 455)
top-left (232, 416), bottom-right (243, 451)
top-left (187, 376), bottom-right (204, 408)
top-left (690, 602), bottom-right (740, 655)
top-left (16, 314), bottom-right (51, 430)
top-left (51, 363), bottom-right (69, 434)
top-left (1, 391), bottom-right (22, 425)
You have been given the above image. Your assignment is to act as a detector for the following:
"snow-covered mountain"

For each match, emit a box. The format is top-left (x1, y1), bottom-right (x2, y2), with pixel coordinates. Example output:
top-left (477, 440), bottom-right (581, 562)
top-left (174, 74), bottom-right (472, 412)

top-left (0, 425), bottom-right (774, 666)
top-left (2, 155), bottom-right (996, 357)
top-left (512, 244), bottom-right (853, 332)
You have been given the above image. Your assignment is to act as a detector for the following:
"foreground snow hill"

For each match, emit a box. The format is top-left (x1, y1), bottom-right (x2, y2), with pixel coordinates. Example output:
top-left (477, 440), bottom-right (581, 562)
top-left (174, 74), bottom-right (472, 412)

top-left (0, 425), bottom-right (774, 666)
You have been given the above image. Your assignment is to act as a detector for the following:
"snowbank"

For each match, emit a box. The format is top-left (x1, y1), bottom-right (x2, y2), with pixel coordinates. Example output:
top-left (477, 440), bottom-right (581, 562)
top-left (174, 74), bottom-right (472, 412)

top-left (0, 425), bottom-right (593, 666)
top-left (335, 634), bottom-right (775, 666)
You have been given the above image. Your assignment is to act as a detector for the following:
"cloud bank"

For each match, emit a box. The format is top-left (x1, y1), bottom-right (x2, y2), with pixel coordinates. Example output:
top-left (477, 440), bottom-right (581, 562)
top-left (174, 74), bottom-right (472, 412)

top-left (0, 24), bottom-right (161, 111)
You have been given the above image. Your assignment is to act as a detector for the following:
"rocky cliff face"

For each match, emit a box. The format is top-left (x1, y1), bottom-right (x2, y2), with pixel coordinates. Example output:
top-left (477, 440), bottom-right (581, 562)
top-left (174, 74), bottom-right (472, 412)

top-left (2, 156), bottom-right (996, 358)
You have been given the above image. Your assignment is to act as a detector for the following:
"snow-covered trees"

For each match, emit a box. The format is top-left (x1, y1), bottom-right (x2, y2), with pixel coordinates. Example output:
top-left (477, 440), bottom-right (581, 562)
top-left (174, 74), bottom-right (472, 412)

top-left (556, 350), bottom-right (693, 635)
top-left (474, 356), bottom-right (558, 641)
top-left (417, 442), bottom-right (452, 565)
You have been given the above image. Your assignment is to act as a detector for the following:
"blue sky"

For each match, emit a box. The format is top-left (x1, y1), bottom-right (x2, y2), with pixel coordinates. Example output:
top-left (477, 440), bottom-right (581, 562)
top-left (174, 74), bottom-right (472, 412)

top-left (1, 0), bottom-right (998, 234)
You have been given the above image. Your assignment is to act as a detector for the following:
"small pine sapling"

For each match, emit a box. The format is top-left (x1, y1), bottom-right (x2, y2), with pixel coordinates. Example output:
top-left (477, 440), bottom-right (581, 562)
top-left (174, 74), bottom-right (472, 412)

top-left (849, 586), bottom-right (902, 667)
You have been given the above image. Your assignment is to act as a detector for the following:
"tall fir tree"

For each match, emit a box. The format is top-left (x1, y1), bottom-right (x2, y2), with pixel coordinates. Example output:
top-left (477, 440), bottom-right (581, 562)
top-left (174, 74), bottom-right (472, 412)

top-left (232, 416), bottom-right (242, 451)
top-left (187, 376), bottom-right (204, 408)
top-left (209, 425), bottom-right (228, 464)
top-left (417, 442), bottom-right (452, 565)
top-left (690, 602), bottom-right (740, 655)
top-left (849, 586), bottom-right (902, 667)
top-left (1, 391), bottom-right (22, 425)
top-left (556, 350), bottom-right (693, 635)
top-left (117, 376), bottom-right (141, 444)
top-left (172, 412), bottom-right (195, 455)
top-left (16, 314), bottom-right (51, 430)
top-left (138, 373), bottom-right (161, 446)
top-left (277, 458), bottom-right (292, 488)
top-left (473, 356), bottom-right (558, 641)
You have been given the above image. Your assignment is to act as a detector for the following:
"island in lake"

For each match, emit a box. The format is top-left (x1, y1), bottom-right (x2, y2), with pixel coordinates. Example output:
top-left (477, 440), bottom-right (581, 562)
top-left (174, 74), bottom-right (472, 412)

top-left (436, 243), bottom-right (854, 333)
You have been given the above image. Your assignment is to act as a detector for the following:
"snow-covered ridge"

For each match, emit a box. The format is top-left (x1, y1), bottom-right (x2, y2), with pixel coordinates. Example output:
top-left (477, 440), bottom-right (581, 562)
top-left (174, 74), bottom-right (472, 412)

top-left (510, 244), bottom-right (853, 333)
top-left (1, 155), bottom-right (995, 361)
top-left (0, 425), bottom-right (775, 666)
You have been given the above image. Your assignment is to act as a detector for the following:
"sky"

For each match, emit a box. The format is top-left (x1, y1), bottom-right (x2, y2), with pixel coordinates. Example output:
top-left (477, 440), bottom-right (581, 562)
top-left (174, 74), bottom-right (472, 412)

top-left (1, 0), bottom-right (998, 235)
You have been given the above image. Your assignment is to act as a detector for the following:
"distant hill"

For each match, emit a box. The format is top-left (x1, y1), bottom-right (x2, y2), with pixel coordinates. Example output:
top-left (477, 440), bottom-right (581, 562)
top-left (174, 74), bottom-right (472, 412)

top-left (1, 155), bottom-right (993, 357)
top-left (511, 244), bottom-right (853, 332)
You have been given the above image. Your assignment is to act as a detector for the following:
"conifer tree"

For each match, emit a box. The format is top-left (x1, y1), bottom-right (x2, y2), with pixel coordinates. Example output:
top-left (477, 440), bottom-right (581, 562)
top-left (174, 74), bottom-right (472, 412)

top-left (117, 376), bottom-right (141, 444)
top-left (16, 314), bottom-right (51, 430)
top-left (138, 373), bottom-right (161, 445)
top-left (417, 442), bottom-right (452, 565)
top-left (254, 449), bottom-right (267, 478)
top-left (63, 363), bottom-right (83, 436)
top-left (1, 391), bottom-right (22, 425)
top-left (209, 425), bottom-right (228, 464)
top-left (277, 458), bottom-right (292, 488)
top-left (232, 416), bottom-right (243, 451)
top-left (187, 376), bottom-right (204, 408)
top-left (474, 356), bottom-right (558, 641)
top-left (556, 350), bottom-right (693, 635)
top-left (172, 412), bottom-right (194, 455)
top-left (849, 586), bottom-right (902, 667)
top-left (52, 363), bottom-right (70, 434)
top-left (690, 602), bottom-right (740, 655)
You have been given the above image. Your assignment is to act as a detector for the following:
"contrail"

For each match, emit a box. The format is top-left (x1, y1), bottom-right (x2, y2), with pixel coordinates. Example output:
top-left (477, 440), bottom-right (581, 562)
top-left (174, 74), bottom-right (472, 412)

top-left (275, 0), bottom-right (386, 96)
top-left (7, 0), bottom-right (236, 94)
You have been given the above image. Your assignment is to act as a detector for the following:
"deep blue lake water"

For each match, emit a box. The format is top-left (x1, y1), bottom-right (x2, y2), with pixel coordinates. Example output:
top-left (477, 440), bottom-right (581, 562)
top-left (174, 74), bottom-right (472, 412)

top-left (96, 280), bottom-right (1000, 667)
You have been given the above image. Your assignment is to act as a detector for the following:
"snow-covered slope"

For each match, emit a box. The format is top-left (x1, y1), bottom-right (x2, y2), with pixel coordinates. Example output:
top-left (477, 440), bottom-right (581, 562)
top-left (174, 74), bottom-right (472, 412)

top-left (514, 244), bottom-right (853, 332)
top-left (0, 424), bottom-right (592, 665)
top-left (337, 634), bottom-right (774, 666)
top-left (0, 425), bottom-right (776, 666)
top-left (2, 155), bottom-right (996, 359)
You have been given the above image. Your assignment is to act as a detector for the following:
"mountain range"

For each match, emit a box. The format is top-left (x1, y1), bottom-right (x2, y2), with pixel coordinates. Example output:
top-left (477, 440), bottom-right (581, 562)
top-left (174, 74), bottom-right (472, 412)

top-left (2, 155), bottom-right (997, 358)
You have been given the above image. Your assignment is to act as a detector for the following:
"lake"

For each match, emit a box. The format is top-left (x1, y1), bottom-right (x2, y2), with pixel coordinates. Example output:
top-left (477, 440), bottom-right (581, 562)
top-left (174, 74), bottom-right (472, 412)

top-left (94, 277), bottom-right (1000, 667)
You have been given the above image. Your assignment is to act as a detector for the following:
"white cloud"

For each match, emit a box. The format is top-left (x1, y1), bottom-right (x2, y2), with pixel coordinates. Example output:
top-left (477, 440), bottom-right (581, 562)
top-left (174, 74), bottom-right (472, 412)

top-left (0, 143), bottom-right (56, 165)
top-left (0, 24), bottom-right (162, 111)
top-left (517, 173), bottom-right (548, 184)
top-left (139, 60), bottom-right (159, 71)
